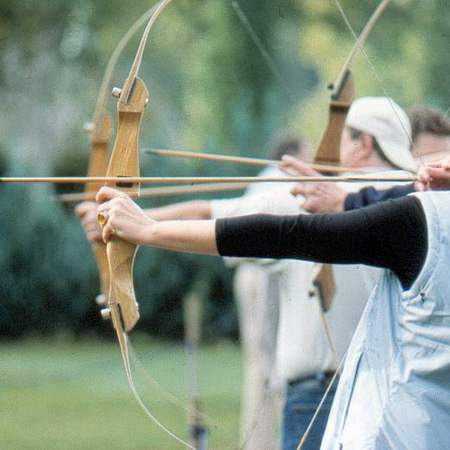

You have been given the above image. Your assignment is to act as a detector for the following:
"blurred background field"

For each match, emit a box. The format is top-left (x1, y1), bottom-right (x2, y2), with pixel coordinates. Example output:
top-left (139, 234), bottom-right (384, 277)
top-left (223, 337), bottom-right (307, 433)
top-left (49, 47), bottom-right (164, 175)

top-left (0, 0), bottom-right (449, 448)
top-left (1, 338), bottom-right (241, 449)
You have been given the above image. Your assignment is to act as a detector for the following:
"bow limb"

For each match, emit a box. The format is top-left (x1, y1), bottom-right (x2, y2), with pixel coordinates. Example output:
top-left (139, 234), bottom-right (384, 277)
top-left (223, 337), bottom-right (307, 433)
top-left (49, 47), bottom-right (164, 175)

top-left (335, 0), bottom-right (414, 154)
top-left (184, 287), bottom-right (208, 450)
top-left (310, 49), bottom-right (354, 327)
top-left (312, 0), bottom-right (393, 304)
top-left (90, 3), bottom-right (161, 134)
top-left (314, 0), bottom-right (392, 167)
top-left (84, 112), bottom-right (112, 306)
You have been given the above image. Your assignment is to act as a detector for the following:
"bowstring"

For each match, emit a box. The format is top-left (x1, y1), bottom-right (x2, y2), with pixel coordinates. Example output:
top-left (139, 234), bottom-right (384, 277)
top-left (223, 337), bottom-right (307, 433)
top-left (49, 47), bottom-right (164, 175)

top-left (231, 2), bottom-right (334, 445)
top-left (91, 1), bottom-right (162, 127)
top-left (295, 351), bottom-right (347, 450)
top-left (115, 328), bottom-right (197, 450)
top-left (318, 306), bottom-right (338, 366)
top-left (238, 390), bottom-right (271, 450)
top-left (237, 268), bottom-right (280, 450)
top-left (231, 0), bottom-right (296, 104)
top-left (127, 340), bottom-right (221, 428)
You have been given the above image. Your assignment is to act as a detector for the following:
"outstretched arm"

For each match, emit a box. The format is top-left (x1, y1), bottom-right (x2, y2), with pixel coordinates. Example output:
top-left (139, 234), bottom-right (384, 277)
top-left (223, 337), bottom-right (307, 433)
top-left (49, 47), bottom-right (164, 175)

top-left (96, 186), bottom-right (427, 289)
top-left (144, 200), bottom-right (212, 221)
top-left (96, 187), bottom-right (218, 255)
top-left (76, 198), bottom-right (212, 243)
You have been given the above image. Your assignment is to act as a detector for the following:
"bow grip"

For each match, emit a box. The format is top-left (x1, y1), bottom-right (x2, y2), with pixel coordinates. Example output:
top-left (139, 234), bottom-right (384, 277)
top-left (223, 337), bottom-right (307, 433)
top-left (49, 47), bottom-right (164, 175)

top-left (106, 239), bottom-right (139, 332)
top-left (105, 77), bottom-right (149, 197)
top-left (314, 70), bottom-right (355, 168)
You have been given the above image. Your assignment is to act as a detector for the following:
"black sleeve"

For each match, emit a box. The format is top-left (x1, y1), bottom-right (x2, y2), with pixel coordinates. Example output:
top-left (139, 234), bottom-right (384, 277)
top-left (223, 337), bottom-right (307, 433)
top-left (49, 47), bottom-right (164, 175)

top-left (344, 184), bottom-right (415, 211)
top-left (216, 196), bottom-right (427, 289)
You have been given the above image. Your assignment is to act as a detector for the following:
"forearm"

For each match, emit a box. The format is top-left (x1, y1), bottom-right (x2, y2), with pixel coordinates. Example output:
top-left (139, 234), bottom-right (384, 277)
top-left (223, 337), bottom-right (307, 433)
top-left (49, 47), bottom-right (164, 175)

top-left (145, 200), bottom-right (212, 221)
top-left (145, 220), bottom-right (219, 256)
top-left (216, 197), bottom-right (427, 288)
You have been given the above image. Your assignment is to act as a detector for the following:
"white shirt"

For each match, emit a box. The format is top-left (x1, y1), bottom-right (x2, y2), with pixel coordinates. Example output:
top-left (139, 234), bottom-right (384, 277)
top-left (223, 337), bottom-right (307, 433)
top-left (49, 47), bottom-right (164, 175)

top-left (211, 186), bottom-right (371, 380)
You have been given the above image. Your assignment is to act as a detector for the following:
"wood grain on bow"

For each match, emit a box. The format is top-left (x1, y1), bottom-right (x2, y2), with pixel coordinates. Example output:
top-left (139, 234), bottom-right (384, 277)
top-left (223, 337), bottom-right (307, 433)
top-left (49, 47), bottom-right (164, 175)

top-left (100, 74), bottom-right (148, 332)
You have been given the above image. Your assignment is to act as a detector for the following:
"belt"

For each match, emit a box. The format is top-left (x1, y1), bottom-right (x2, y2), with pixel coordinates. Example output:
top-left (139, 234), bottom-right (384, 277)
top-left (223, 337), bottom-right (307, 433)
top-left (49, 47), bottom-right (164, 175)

top-left (288, 370), bottom-right (336, 387)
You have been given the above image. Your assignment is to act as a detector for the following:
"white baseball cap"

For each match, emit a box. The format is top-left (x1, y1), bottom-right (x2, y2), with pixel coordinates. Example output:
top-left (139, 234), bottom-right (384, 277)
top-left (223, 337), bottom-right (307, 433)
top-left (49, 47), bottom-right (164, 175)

top-left (346, 97), bottom-right (417, 172)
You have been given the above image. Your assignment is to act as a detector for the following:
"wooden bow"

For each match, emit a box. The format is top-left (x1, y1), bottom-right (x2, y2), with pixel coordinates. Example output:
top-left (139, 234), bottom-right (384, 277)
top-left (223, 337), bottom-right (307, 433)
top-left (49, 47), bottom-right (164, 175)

top-left (82, 4), bottom-right (160, 310)
top-left (310, 0), bottom-right (392, 314)
top-left (98, 0), bottom-right (172, 333)
top-left (96, 1), bottom-right (197, 448)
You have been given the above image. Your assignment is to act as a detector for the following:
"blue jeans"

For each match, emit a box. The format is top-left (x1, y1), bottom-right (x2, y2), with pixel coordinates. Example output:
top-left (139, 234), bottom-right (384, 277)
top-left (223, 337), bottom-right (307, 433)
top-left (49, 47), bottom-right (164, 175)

top-left (282, 373), bottom-right (337, 450)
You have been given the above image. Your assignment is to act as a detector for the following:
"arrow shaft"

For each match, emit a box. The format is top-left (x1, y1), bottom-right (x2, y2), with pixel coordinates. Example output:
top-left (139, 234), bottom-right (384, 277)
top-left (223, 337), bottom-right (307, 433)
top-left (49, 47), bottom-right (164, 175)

top-left (1, 174), bottom-right (415, 184)
top-left (146, 148), bottom-right (365, 173)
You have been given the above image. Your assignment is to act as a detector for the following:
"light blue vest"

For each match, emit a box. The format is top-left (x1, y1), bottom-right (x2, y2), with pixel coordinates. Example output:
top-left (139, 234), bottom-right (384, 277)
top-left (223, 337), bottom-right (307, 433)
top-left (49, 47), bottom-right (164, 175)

top-left (321, 191), bottom-right (450, 449)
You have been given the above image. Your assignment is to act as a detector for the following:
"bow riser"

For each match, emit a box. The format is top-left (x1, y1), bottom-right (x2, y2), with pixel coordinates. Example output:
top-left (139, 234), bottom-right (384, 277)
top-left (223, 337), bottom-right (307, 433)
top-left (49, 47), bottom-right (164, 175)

top-left (314, 70), bottom-right (355, 167)
top-left (311, 71), bottom-right (354, 312)
top-left (102, 76), bottom-right (149, 333)
top-left (106, 77), bottom-right (149, 198)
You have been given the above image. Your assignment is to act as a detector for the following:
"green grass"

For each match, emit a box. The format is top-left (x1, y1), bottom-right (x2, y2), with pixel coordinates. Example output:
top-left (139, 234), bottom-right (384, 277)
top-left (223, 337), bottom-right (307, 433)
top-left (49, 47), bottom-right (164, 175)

top-left (0, 337), bottom-right (242, 450)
